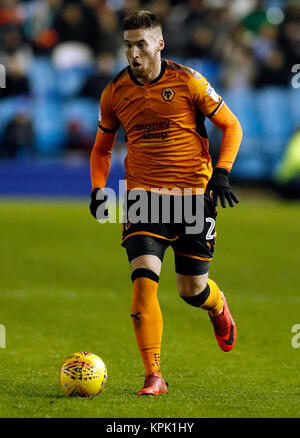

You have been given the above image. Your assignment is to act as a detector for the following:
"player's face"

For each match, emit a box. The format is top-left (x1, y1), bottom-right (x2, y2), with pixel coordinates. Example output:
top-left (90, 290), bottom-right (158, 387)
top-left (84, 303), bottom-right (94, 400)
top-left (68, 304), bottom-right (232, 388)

top-left (123, 28), bottom-right (164, 81)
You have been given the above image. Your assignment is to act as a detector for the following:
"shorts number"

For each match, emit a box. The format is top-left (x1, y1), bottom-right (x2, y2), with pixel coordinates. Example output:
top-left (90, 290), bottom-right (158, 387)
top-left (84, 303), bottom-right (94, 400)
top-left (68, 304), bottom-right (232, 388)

top-left (206, 218), bottom-right (215, 240)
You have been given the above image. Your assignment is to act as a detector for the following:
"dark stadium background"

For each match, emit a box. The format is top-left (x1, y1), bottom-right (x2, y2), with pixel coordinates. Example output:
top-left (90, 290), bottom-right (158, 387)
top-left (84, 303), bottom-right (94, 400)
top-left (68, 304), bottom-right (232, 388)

top-left (1, 1), bottom-right (300, 419)
top-left (0, 0), bottom-right (299, 197)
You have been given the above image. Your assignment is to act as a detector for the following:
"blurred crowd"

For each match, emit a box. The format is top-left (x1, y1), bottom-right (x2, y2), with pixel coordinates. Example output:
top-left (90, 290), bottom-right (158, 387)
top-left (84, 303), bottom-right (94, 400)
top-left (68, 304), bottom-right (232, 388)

top-left (0, 0), bottom-right (299, 162)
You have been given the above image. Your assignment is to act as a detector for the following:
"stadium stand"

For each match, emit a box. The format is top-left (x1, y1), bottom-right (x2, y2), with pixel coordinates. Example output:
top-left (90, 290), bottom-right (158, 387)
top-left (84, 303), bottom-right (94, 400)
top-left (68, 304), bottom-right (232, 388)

top-left (0, 0), bottom-right (299, 195)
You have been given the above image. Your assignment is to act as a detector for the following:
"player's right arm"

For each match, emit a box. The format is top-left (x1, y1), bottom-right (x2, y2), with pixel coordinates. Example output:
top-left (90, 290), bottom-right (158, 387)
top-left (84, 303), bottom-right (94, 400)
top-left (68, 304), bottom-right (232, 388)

top-left (89, 85), bottom-right (119, 220)
top-left (90, 128), bottom-right (117, 191)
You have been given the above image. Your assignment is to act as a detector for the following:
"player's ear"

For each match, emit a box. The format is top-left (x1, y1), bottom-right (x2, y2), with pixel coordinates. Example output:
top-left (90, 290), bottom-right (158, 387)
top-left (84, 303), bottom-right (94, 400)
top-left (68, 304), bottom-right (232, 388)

top-left (158, 39), bottom-right (165, 52)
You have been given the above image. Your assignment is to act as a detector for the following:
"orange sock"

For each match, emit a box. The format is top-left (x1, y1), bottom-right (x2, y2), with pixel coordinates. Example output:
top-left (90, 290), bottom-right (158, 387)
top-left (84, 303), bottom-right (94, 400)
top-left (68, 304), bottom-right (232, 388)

top-left (131, 275), bottom-right (163, 376)
top-left (201, 278), bottom-right (224, 316)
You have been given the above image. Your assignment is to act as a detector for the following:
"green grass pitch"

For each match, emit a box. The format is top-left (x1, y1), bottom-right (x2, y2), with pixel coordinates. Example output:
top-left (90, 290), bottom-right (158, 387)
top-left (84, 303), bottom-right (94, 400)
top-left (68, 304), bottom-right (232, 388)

top-left (0, 196), bottom-right (299, 418)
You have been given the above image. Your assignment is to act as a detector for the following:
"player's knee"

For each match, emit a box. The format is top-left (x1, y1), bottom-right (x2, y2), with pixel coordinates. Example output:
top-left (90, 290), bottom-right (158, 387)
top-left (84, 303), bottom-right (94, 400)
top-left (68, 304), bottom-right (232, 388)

top-left (130, 254), bottom-right (161, 277)
top-left (177, 274), bottom-right (208, 298)
top-left (180, 283), bottom-right (210, 308)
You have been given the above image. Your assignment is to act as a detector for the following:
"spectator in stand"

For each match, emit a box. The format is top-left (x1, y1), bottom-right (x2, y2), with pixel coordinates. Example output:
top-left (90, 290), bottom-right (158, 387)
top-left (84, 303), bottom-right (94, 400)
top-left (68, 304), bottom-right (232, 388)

top-left (64, 120), bottom-right (92, 159)
top-left (250, 22), bottom-right (291, 87)
top-left (118, 0), bottom-right (142, 22)
top-left (251, 23), bottom-right (279, 63)
top-left (278, 7), bottom-right (300, 70)
top-left (94, 5), bottom-right (122, 54)
top-left (0, 52), bottom-right (30, 98)
top-left (0, 24), bottom-right (33, 76)
top-left (1, 26), bottom-right (25, 55)
top-left (182, 0), bottom-right (210, 56)
top-left (0, 0), bottom-right (23, 29)
top-left (184, 0), bottom-right (210, 29)
top-left (254, 47), bottom-right (291, 87)
top-left (182, 1), bottom-right (236, 62)
top-left (52, 2), bottom-right (99, 53)
top-left (23, 0), bottom-right (62, 54)
top-left (184, 23), bottom-right (215, 59)
top-left (79, 51), bottom-right (116, 98)
top-left (241, 0), bottom-right (267, 33)
top-left (221, 43), bottom-right (256, 89)
top-left (0, 112), bottom-right (34, 159)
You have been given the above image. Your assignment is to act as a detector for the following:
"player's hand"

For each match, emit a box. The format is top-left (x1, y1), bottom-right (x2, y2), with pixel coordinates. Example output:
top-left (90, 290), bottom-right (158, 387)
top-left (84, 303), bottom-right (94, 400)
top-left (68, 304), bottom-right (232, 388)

top-left (89, 188), bottom-right (109, 220)
top-left (207, 167), bottom-right (239, 208)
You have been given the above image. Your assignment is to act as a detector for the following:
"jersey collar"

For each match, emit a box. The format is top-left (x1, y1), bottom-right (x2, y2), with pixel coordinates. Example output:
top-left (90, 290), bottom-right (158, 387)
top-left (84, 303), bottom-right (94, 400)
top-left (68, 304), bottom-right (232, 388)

top-left (128, 59), bottom-right (166, 86)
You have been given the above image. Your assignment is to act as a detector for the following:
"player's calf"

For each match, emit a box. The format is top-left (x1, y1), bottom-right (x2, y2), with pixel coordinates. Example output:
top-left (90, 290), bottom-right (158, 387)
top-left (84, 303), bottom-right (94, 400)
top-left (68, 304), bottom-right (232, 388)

top-left (179, 277), bottom-right (223, 316)
top-left (180, 278), bottom-right (236, 352)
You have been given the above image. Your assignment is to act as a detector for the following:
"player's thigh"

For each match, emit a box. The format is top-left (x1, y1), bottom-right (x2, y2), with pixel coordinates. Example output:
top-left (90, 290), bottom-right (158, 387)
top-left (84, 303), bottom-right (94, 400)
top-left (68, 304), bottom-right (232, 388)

top-left (176, 272), bottom-right (208, 297)
top-left (172, 195), bottom-right (216, 272)
top-left (123, 234), bottom-right (168, 276)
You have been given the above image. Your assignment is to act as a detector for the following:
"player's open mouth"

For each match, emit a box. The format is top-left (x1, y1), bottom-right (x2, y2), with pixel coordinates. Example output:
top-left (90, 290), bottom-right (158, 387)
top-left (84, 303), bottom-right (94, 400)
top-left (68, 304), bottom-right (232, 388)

top-left (132, 61), bottom-right (141, 68)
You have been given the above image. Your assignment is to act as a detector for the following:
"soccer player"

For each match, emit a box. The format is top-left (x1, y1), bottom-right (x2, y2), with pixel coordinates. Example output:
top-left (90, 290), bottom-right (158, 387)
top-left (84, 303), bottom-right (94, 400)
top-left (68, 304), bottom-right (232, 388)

top-left (90, 11), bottom-right (243, 396)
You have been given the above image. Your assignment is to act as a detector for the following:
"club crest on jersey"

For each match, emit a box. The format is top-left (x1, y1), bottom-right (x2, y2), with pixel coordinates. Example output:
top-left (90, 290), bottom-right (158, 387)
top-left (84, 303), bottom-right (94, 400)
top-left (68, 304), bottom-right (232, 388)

top-left (162, 88), bottom-right (175, 101)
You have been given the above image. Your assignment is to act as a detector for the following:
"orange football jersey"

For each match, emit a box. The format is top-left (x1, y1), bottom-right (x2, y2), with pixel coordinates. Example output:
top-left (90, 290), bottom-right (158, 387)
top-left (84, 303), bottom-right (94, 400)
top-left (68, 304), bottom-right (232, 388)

top-left (98, 59), bottom-right (224, 191)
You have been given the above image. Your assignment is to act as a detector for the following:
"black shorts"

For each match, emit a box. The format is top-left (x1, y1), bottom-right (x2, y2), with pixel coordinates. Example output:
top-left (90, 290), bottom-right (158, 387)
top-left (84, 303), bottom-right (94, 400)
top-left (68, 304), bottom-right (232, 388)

top-left (121, 191), bottom-right (217, 276)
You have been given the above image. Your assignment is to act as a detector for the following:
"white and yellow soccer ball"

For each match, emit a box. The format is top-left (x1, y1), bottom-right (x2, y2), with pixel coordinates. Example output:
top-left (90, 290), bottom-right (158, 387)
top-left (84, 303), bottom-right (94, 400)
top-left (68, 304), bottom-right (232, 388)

top-left (59, 352), bottom-right (107, 397)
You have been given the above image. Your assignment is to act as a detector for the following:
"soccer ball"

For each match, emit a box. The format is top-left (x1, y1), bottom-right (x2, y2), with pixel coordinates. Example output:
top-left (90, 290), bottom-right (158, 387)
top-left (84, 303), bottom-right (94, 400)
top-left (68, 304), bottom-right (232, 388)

top-left (59, 351), bottom-right (107, 397)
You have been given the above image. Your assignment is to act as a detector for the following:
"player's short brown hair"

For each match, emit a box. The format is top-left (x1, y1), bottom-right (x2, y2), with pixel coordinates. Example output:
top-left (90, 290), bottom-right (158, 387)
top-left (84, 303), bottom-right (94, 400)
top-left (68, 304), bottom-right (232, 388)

top-left (122, 10), bottom-right (162, 32)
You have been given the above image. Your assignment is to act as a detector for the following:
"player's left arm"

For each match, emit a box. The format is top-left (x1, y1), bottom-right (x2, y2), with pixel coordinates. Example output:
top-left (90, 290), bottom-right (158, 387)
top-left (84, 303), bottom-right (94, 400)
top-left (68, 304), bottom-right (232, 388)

top-left (208, 103), bottom-right (243, 207)
top-left (188, 71), bottom-right (243, 207)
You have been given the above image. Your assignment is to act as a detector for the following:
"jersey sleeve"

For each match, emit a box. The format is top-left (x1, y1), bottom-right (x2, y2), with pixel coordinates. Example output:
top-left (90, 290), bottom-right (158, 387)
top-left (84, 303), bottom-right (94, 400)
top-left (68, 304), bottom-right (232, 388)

top-left (187, 70), bottom-right (224, 118)
top-left (210, 103), bottom-right (243, 172)
top-left (98, 83), bottom-right (120, 133)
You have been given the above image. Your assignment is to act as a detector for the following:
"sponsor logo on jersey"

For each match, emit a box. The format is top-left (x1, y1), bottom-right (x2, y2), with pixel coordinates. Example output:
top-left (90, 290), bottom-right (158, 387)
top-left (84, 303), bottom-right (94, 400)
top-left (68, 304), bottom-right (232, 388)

top-left (135, 120), bottom-right (170, 141)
